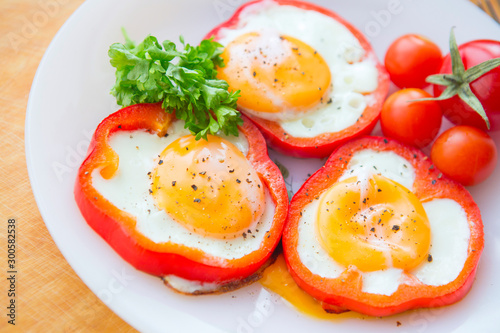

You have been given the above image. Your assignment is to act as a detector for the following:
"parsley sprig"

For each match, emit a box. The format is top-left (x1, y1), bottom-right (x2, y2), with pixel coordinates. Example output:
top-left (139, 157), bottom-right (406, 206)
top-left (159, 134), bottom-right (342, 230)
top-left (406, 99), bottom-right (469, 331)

top-left (108, 30), bottom-right (242, 140)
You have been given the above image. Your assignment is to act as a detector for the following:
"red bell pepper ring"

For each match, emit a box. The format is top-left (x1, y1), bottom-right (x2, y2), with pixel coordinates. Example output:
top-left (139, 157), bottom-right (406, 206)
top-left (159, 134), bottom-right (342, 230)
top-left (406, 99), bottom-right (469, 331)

top-left (205, 0), bottom-right (390, 158)
top-left (282, 136), bottom-right (484, 316)
top-left (75, 103), bottom-right (288, 285)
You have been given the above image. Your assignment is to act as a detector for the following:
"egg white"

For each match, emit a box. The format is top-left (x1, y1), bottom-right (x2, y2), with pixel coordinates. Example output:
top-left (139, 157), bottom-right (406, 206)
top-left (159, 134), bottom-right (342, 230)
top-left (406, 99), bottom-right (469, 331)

top-left (296, 149), bottom-right (471, 296)
top-left (217, 0), bottom-right (379, 137)
top-left (91, 119), bottom-right (276, 261)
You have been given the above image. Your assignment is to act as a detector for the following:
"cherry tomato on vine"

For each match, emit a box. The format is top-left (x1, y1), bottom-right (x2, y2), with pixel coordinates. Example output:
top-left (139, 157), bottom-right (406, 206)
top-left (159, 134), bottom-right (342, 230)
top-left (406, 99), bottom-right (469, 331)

top-left (380, 88), bottom-right (442, 148)
top-left (431, 126), bottom-right (497, 186)
top-left (385, 34), bottom-right (443, 89)
top-left (433, 40), bottom-right (500, 132)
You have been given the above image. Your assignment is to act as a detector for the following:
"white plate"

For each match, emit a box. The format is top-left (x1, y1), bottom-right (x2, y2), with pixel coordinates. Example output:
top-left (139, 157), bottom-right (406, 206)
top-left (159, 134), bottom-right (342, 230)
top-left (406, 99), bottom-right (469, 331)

top-left (26, 0), bottom-right (500, 332)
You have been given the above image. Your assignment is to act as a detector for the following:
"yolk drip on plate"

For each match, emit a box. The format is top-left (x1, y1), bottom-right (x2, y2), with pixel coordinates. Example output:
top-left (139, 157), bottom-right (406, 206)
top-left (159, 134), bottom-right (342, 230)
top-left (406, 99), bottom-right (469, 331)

top-left (152, 134), bottom-right (265, 239)
top-left (317, 175), bottom-right (431, 272)
top-left (217, 32), bottom-right (331, 114)
top-left (260, 254), bottom-right (361, 320)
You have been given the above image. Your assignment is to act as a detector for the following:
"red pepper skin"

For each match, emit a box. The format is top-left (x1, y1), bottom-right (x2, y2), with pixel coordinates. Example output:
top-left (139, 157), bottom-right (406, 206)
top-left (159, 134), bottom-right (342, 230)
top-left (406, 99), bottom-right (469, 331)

top-left (205, 0), bottom-right (390, 158)
top-left (282, 136), bottom-right (484, 316)
top-left (75, 103), bottom-right (288, 283)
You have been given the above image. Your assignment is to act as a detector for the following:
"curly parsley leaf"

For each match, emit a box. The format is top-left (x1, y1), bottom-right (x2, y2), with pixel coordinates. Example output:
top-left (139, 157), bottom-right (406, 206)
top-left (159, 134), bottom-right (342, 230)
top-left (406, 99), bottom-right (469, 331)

top-left (109, 31), bottom-right (242, 140)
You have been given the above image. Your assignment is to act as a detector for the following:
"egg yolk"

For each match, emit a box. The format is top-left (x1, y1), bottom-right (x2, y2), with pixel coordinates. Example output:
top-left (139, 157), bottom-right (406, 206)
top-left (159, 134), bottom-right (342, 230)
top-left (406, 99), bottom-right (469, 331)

top-left (217, 32), bottom-right (331, 114)
top-left (151, 135), bottom-right (265, 239)
top-left (317, 174), bottom-right (431, 272)
top-left (260, 254), bottom-right (360, 320)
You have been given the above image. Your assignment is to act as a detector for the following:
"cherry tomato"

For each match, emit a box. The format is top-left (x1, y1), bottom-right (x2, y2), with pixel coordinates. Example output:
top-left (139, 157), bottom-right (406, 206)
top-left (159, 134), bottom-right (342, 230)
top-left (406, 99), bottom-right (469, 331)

top-left (385, 34), bottom-right (443, 89)
top-left (431, 126), bottom-right (497, 186)
top-left (433, 40), bottom-right (500, 132)
top-left (380, 88), bottom-right (442, 148)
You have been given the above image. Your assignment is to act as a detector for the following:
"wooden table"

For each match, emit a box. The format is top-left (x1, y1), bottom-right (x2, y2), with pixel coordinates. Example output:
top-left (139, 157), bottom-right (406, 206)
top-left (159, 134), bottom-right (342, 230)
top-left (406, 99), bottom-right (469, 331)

top-left (0, 1), bottom-right (497, 332)
top-left (0, 0), bottom-right (136, 331)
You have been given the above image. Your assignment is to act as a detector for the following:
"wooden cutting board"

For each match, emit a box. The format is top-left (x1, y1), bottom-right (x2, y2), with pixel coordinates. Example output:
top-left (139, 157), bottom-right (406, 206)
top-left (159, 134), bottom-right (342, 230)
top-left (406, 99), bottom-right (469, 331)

top-left (0, 1), bottom-right (497, 332)
top-left (0, 0), bottom-right (136, 332)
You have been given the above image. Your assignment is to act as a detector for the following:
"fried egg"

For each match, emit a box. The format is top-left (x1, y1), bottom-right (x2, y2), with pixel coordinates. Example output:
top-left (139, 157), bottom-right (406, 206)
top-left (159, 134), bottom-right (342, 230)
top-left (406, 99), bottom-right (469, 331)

top-left (296, 149), bottom-right (470, 296)
top-left (91, 119), bottom-right (276, 292)
top-left (215, 0), bottom-right (379, 138)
